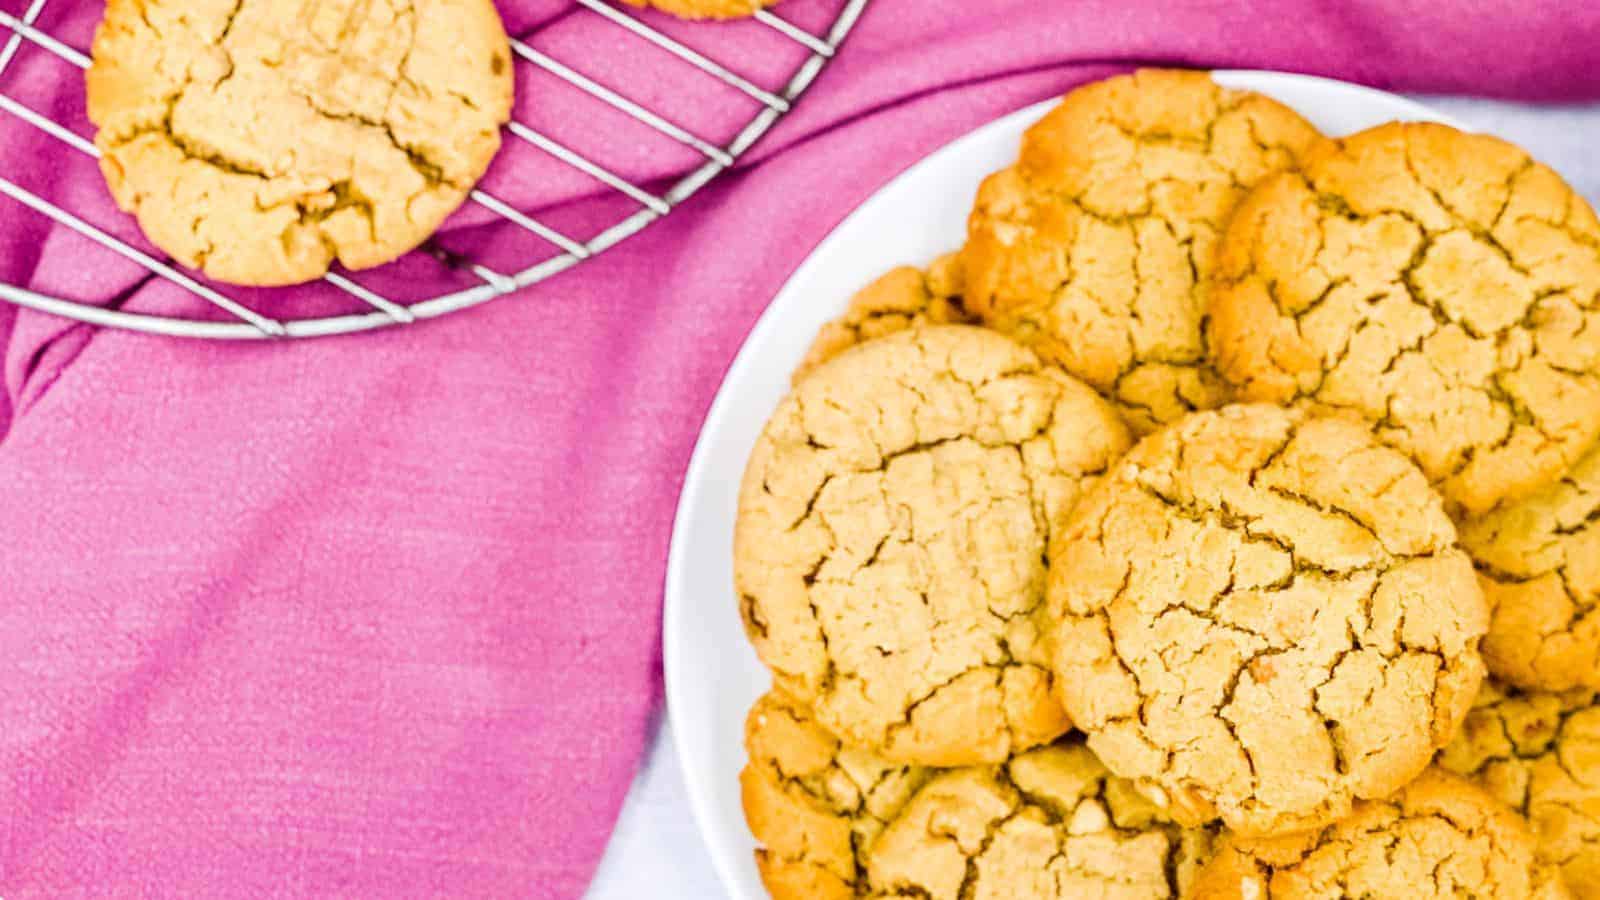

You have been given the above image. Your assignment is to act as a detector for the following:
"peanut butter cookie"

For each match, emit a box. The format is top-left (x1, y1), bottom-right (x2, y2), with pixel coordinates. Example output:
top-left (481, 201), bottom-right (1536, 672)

top-left (736, 325), bottom-right (1131, 766)
top-left (1440, 682), bottom-right (1600, 899)
top-left (962, 69), bottom-right (1321, 434)
top-left (88, 0), bottom-right (513, 286)
top-left (741, 689), bottom-right (1214, 900)
top-left (795, 253), bottom-right (972, 383)
top-left (1460, 442), bottom-right (1600, 692)
top-left (1050, 404), bottom-right (1487, 836)
top-left (621, 0), bottom-right (774, 19)
top-left (741, 688), bottom-right (931, 900)
top-left (864, 741), bottom-right (1215, 899)
top-left (1191, 768), bottom-right (1571, 899)
top-left (1209, 121), bottom-right (1600, 516)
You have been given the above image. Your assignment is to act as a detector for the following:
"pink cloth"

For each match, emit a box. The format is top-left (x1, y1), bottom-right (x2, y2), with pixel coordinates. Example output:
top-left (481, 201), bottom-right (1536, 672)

top-left (0, 0), bottom-right (1596, 896)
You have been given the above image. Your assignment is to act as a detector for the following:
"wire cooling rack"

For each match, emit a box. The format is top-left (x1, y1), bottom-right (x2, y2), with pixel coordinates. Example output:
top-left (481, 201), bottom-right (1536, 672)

top-left (0, 0), bottom-right (867, 339)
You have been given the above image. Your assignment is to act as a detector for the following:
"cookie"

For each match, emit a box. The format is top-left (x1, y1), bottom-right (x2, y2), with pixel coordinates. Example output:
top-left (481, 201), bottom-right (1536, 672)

top-left (741, 688), bottom-right (931, 900)
top-left (621, 0), bottom-right (774, 19)
top-left (962, 69), bottom-right (1321, 434)
top-left (1460, 443), bottom-right (1600, 691)
top-left (795, 253), bottom-right (972, 383)
top-left (1209, 121), bottom-right (1600, 516)
top-left (864, 741), bottom-right (1215, 899)
top-left (1049, 403), bottom-right (1487, 836)
top-left (87, 0), bottom-right (513, 286)
top-left (1191, 768), bottom-right (1571, 899)
top-left (1439, 682), bottom-right (1600, 899)
top-left (736, 325), bottom-right (1132, 765)
top-left (741, 688), bottom-right (1214, 900)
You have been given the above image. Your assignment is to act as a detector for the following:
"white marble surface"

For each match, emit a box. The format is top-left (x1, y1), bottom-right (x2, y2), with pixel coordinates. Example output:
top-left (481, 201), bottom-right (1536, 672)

top-left (585, 95), bottom-right (1600, 900)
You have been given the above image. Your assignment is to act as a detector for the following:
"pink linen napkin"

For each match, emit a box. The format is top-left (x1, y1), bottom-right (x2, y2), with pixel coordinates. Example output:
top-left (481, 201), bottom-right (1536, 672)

top-left (0, 0), bottom-right (1596, 897)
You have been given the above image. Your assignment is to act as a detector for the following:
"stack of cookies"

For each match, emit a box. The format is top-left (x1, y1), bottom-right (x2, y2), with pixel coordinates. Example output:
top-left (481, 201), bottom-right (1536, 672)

top-left (734, 69), bottom-right (1600, 899)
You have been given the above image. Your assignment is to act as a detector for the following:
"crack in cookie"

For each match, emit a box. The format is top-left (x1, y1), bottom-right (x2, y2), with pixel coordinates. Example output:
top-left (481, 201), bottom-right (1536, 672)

top-left (87, 0), bottom-right (513, 285)
top-left (1049, 404), bottom-right (1487, 836)
top-left (737, 326), bottom-right (1131, 766)
top-left (1209, 122), bottom-right (1600, 516)
top-left (1191, 768), bottom-right (1572, 899)
top-left (962, 69), bottom-right (1321, 434)
top-left (1439, 681), bottom-right (1600, 899)
top-left (741, 688), bottom-right (1216, 900)
top-left (1460, 442), bottom-right (1600, 692)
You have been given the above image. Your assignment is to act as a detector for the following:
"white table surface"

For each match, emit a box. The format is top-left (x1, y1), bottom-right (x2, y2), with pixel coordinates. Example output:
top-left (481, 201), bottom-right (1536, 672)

top-left (585, 94), bottom-right (1600, 900)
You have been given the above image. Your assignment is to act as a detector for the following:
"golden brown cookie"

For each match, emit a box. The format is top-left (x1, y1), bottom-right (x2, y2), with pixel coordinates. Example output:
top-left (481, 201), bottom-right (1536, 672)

top-left (795, 253), bottom-right (972, 383)
top-left (87, 0), bottom-right (513, 286)
top-left (736, 325), bottom-right (1132, 766)
top-left (1049, 404), bottom-right (1487, 836)
top-left (620, 0), bottom-right (774, 19)
top-left (1460, 443), bottom-right (1600, 691)
top-left (1439, 682), bottom-right (1600, 899)
top-left (1191, 768), bottom-right (1571, 899)
top-left (1209, 121), bottom-right (1600, 516)
top-left (962, 69), bottom-right (1321, 434)
top-left (741, 689), bottom-right (1215, 900)
top-left (863, 742), bottom-right (1215, 899)
top-left (741, 688), bottom-right (931, 900)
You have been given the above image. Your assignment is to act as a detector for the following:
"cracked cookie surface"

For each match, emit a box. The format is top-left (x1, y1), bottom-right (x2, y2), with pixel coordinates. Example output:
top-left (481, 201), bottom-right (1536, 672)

top-left (1209, 121), bottom-right (1600, 516)
top-left (1049, 403), bottom-right (1487, 836)
top-left (741, 688), bottom-right (932, 900)
top-left (795, 253), bottom-right (972, 384)
top-left (1440, 682), bottom-right (1600, 899)
top-left (740, 688), bottom-right (1215, 900)
top-left (736, 325), bottom-right (1132, 766)
top-left (1460, 442), bottom-right (1600, 691)
top-left (863, 737), bottom-right (1215, 899)
top-left (88, 0), bottom-right (513, 286)
top-left (620, 0), bottom-right (775, 19)
top-left (962, 69), bottom-right (1320, 434)
top-left (1191, 768), bottom-right (1571, 899)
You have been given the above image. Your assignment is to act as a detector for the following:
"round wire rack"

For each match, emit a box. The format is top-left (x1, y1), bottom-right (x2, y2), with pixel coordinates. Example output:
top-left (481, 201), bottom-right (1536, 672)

top-left (0, 0), bottom-right (867, 339)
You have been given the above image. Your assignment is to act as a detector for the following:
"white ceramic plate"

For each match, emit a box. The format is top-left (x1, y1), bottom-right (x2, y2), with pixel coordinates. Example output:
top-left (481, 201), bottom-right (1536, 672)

top-left (663, 71), bottom-right (1461, 900)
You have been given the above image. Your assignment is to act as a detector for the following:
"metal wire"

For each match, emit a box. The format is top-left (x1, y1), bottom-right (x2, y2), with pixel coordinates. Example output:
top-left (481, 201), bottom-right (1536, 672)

top-left (0, 0), bottom-right (867, 339)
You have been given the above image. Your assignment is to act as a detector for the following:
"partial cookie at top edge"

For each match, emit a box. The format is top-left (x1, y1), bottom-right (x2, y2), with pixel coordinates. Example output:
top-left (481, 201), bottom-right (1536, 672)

top-left (1439, 681), bottom-right (1600, 900)
top-left (621, 0), bottom-right (775, 19)
top-left (1190, 768), bottom-right (1571, 899)
top-left (1208, 120), bottom-right (1600, 516)
top-left (87, 0), bottom-right (513, 286)
top-left (740, 688), bottom-right (1216, 900)
top-left (794, 253), bottom-right (973, 384)
top-left (1460, 441), bottom-right (1600, 692)
top-left (1049, 403), bottom-right (1487, 836)
top-left (962, 68), bottom-right (1321, 434)
top-left (736, 324), bottom-right (1132, 766)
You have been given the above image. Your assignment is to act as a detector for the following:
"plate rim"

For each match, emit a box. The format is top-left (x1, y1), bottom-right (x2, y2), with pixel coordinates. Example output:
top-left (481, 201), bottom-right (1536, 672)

top-left (661, 68), bottom-right (1460, 900)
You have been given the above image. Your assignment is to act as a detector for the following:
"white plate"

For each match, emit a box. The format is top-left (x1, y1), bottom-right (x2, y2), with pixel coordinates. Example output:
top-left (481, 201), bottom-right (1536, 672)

top-left (663, 71), bottom-right (1460, 900)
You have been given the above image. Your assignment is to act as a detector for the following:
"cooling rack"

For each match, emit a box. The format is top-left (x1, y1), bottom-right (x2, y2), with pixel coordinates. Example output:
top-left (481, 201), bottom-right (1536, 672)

top-left (0, 0), bottom-right (867, 338)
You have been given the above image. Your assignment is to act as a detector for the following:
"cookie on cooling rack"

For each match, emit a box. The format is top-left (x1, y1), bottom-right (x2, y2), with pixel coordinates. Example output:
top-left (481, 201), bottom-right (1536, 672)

top-left (1459, 442), bottom-right (1600, 692)
top-left (1191, 769), bottom-right (1571, 899)
top-left (741, 688), bottom-right (1215, 900)
top-left (793, 253), bottom-right (972, 383)
top-left (621, 0), bottom-right (775, 18)
top-left (1209, 121), bottom-right (1600, 516)
top-left (736, 325), bottom-right (1131, 766)
top-left (962, 69), bottom-right (1321, 434)
top-left (1439, 682), bottom-right (1600, 899)
top-left (87, 0), bottom-right (514, 286)
top-left (1049, 404), bottom-right (1487, 836)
